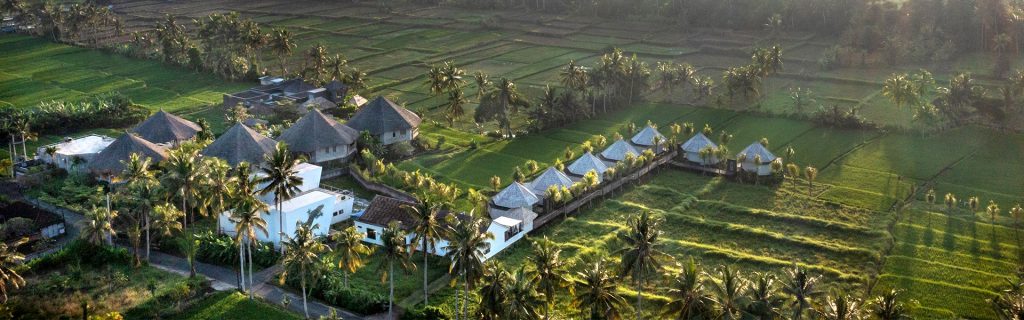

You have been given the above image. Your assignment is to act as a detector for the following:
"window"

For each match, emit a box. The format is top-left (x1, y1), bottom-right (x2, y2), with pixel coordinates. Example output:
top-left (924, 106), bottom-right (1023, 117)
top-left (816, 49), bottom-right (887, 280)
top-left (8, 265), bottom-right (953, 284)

top-left (366, 228), bottom-right (377, 240)
top-left (392, 132), bottom-right (397, 138)
top-left (503, 224), bottom-right (521, 242)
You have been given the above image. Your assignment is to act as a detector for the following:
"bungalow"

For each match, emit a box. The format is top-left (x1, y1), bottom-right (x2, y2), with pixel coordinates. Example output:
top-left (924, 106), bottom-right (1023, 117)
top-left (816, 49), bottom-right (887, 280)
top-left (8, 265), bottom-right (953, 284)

top-left (567, 152), bottom-right (608, 181)
top-left (223, 77), bottom-right (349, 115)
top-left (489, 182), bottom-right (540, 229)
top-left (36, 134), bottom-right (115, 171)
top-left (600, 138), bottom-right (641, 165)
top-left (218, 162), bottom-right (355, 245)
top-left (345, 96), bottom-right (421, 145)
top-left (201, 122), bottom-right (277, 167)
top-left (132, 110), bottom-right (201, 146)
top-left (276, 108), bottom-right (359, 165)
top-left (526, 167), bottom-right (574, 198)
top-left (630, 125), bottom-right (666, 153)
top-left (88, 132), bottom-right (168, 181)
top-left (680, 133), bottom-right (720, 165)
top-left (737, 142), bottom-right (778, 176)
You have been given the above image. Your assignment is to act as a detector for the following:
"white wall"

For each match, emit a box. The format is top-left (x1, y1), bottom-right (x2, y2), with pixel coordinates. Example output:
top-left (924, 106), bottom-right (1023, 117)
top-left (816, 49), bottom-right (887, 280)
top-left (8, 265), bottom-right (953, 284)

top-left (355, 221), bottom-right (385, 246)
top-left (483, 222), bottom-right (526, 260)
top-left (330, 195), bottom-right (355, 224)
top-left (378, 129), bottom-right (417, 145)
top-left (219, 192), bottom-right (339, 246)
top-left (311, 143), bottom-right (356, 163)
top-left (740, 162), bottom-right (773, 176)
top-left (684, 152), bottom-right (720, 165)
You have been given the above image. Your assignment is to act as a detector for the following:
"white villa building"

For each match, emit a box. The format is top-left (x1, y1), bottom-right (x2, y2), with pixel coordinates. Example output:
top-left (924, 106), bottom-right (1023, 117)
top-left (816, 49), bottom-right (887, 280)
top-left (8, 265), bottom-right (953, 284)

top-left (276, 108), bottom-right (359, 165)
top-left (36, 134), bottom-right (115, 171)
top-left (680, 132), bottom-right (721, 165)
top-left (737, 142), bottom-right (778, 176)
top-left (345, 96), bottom-right (421, 145)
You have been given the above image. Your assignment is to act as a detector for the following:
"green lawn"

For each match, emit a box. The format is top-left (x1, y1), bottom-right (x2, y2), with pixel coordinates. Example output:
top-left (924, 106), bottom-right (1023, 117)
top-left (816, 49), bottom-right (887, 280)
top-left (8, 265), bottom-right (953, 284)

top-left (169, 292), bottom-right (303, 320)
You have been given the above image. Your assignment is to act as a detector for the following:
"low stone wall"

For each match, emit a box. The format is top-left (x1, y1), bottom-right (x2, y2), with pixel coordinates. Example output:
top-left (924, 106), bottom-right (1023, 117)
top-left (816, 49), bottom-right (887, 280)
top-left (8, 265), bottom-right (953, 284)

top-left (347, 166), bottom-right (419, 203)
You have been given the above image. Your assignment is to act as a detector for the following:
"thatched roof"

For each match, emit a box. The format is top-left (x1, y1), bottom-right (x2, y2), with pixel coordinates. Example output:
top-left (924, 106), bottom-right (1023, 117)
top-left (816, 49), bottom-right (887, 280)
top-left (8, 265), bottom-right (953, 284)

top-left (600, 139), bottom-right (640, 162)
top-left (89, 132), bottom-right (168, 175)
top-left (631, 125), bottom-right (666, 147)
top-left (357, 195), bottom-right (466, 229)
top-left (201, 123), bottom-right (277, 166)
top-left (490, 206), bottom-right (537, 224)
top-left (300, 97), bottom-right (337, 114)
top-left (737, 142), bottom-right (777, 164)
top-left (567, 152), bottom-right (608, 177)
top-left (681, 133), bottom-right (718, 153)
top-left (277, 108), bottom-right (358, 153)
top-left (492, 182), bottom-right (540, 209)
top-left (132, 110), bottom-right (201, 144)
top-left (346, 96), bottom-right (421, 135)
top-left (527, 167), bottom-right (574, 196)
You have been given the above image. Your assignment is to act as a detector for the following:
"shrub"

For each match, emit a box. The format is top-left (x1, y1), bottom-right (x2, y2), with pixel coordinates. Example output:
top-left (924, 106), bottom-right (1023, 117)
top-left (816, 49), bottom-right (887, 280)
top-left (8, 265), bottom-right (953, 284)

top-left (2, 217), bottom-right (34, 239)
top-left (402, 305), bottom-right (450, 320)
top-left (163, 231), bottom-right (279, 269)
top-left (321, 286), bottom-right (388, 315)
top-left (28, 240), bottom-right (131, 270)
top-left (387, 141), bottom-right (415, 159)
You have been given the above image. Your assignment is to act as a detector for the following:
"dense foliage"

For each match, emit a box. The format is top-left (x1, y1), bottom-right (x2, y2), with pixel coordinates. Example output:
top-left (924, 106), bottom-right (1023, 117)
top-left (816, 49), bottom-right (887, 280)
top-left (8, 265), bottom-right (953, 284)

top-left (0, 92), bottom-right (147, 138)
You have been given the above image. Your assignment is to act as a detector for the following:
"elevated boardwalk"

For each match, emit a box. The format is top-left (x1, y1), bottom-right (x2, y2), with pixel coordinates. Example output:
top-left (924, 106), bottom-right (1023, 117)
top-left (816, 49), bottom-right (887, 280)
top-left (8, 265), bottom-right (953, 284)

top-left (668, 160), bottom-right (734, 176)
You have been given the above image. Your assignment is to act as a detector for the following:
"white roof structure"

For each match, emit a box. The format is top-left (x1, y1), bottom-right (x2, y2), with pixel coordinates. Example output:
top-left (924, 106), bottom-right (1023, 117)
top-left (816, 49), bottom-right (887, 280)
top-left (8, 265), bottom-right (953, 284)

top-left (527, 167), bottom-right (574, 196)
top-left (737, 142), bottom-right (777, 164)
top-left (681, 133), bottom-right (718, 153)
top-left (349, 95), bottom-right (368, 107)
top-left (601, 139), bottom-right (640, 162)
top-left (631, 125), bottom-right (666, 147)
top-left (279, 190), bottom-right (336, 214)
top-left (568, 152), bottom-right (608, 177)
top-left (492, 182), bottom-right (540, 208)
top-left (493, 216), bottom-right (522, 228)
top-left (45, 135), bottom-right (115, 157)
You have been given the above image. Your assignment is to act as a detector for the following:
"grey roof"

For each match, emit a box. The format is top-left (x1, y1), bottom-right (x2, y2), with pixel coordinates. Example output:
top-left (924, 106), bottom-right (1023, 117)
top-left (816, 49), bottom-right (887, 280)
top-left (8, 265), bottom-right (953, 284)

top-left (567, 152), bottom-right (608, 177)
top-left (492, 182), bottom-right (540, 209)
top-left (277, 108), bottom-right (359, 153)
top-left (527, 167), bottom-right (574, 196)
top-left (89, 132), bottom-right (168, 175)
top-left (631, 125), bottom-right (666, 147)
top-left (300, 97), bottom-right (337, 114)
top-left (132, 110), bottom-right (201, 144)
top-left (490, 206), bottom-right (538, 223)
top-left (201, 123), bottom-right (277, 166)
top-left (681, 133), bottom-right (718, 153)
top-left (601, 139), bottom-right (640, 162)
top-left (345, 96), bottom-right (421, 135)
top-left (738, 142), bottom-right (777, 164)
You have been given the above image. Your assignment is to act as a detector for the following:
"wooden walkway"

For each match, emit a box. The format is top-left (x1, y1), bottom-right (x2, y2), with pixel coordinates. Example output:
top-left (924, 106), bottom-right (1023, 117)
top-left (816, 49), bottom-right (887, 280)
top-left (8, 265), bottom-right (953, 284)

top-left (667, 160), bottom-right (734, 176)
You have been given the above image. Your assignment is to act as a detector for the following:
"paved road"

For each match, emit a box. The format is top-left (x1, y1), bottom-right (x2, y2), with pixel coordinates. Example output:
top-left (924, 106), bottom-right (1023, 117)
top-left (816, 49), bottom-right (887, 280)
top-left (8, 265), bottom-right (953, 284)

top-left (25, 197), bottom-right (367, 320)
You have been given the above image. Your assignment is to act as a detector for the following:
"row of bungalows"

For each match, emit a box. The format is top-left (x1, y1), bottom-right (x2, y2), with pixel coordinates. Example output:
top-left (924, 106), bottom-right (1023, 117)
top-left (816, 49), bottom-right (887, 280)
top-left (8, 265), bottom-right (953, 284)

top-left (678, 132), bottom-right (779, 175)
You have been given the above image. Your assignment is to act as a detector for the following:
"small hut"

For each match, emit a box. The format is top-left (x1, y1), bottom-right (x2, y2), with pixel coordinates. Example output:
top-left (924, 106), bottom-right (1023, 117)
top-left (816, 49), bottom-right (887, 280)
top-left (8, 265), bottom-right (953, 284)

top-left (89, 132), bottom-right (168, 180)
top-left (567, 152), bottom-right (609, 181)
top-left (630, 125), bottom-right (666, 153)
top-left (600, 139), bottom-right (640, 163)
top-left (201, 122), bottom-right (277, 167)
top-left (527, 167), bottom-right (574, 197)
top-left (737, 142), bottom-right (778, 176)
top-left (345, 96), bottom-right (421, 145)
top-left (277, 108), bottom-right (359, 164)
top-left (491, 182), bottom-right (540, 210)
top-left (132, 110), bottom-right (201, 145)
top-left (680, 133), bottom-right (720, 165)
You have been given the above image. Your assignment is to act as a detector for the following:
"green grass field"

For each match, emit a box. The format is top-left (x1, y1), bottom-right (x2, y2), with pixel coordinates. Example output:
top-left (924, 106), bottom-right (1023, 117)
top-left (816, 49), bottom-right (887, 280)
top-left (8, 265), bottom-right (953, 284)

top-left (169, 292), bottom-right (303, 320)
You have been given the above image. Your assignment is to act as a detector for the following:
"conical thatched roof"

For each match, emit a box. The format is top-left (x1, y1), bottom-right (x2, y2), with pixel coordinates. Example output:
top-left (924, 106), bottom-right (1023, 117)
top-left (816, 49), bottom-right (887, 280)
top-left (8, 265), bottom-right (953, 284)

top-left (492, 182), bottom-right (540, 209)
top-left (346, 96), bottom-right (421, 135)
top-left (681, 133), bottom-right (718, 153)
top-left (568, 152), bottom-right (608, 177)
top-left (201, 123), bottom-right (277, 166)
top-left (601, 139), bottom-right (640, 162)
top-left (527, 167), bottom-right (574, 196)
top-left (132, 110), bottom-right (201, 144)
top-left (277, 108), bottom-right (358, 153)
top-left (89, 132), bottom-right (168, 175)
top-left (490, 206), bottom-right (538, 223)
top-left (631, 125), bottom-right (666, 147)
top-left (737, 142), bottom-right (776, 164)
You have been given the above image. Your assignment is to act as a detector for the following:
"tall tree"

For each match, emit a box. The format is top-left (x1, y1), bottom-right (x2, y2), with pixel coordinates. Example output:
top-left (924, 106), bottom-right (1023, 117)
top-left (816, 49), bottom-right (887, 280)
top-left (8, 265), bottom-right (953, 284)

top-left (278, 209), bottom-right (330, 319)
top-left (120, 153), bottom-right (160, 261)
top-left (80, 204), bottom-right (117, 246)
top-left (231, 184), bottom-right (269, 299)
top-left (161, 143), bottom-right (206, 229)
top-left (444, 216), bottom-right (492, 320)
top-left (332, 226), bottom-right (373, 289)
top-left (379, 221), bottom-right (415, 319)
top-left (405, 200), bottom-right (447, 305)
top-left (709, 265), bottom-right (748, 320)
top-left (0, 237), bottom-right (26, 303)
top-left (505, 265), bottom-right (546, 320)
top-left (871, 289), bottom-right (911, 320)
top-left (477, 261), bottom-right (510, 320)
top-left (269, 27), bottom-right (296, 75)
top-left (661, 258), bottom-right (715, 319)
top-left (445, 89), bottom-right (467, 127)
top-left (816, 290), bottom-right (864, 320)
top-left (744, 272), bottom-right (785, 319)
top-left (573, 258), bottom-right (627, 320)
top-left (529, 236), bottom-right (572, 320)
top-left (783, 264), bottom-right (822, 320)
top-left (258, 142), bottom-right (303, 253)
top-left (475, 78), bottom-right (530, 137)
top-left (616, 211), bottom-right (666, 320)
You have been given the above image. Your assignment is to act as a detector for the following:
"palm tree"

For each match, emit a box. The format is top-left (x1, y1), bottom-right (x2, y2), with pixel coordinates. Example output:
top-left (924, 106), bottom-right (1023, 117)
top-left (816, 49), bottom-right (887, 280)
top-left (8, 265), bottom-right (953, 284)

top-left (258, 142), bottom-right (303, 253)
top-left (279, 214), bottom-right (330, 319)
top-left (529, 236), bottom-right (571, 320)
top-left (151, 203), bottom-right (184, 245)
top-left (444, 216), bottom-right (492, 320)
top-left (573, 258), bottom-right (627, 320)
top-left (161, 144), bottom-right (205, 229)
top-left (944, 193), bottom-right (957, 213)
top-left (804, 166), bottom-right (818, 196)
top-left (445, 89), bottom-right (467, 127)
top-left (120, 153), bottom-right (160, 261)
top-left (882, 73), bottom-right (917, 126)
top-left (561, 60), bottom-right (588, 96)
top-left (332, 226), bottom-right (372, 289)
top-left (871, 289), bottom-right (910, 320)
top-left (783, 264), bottom-right (822, 320)
top-left (342, 67), bottom-right (368, 93)
top-left (0, 237), bottom-right (26, 303)
top-left (661, 258), bottom-right (715, 319)
top-left (269, 27), bottom-right (295, 75)
top-left (474, 71), bottom-right (492, 101)
top-left (616, 211), bottom-right (665, 320)
top-left (709, 265), bottom-right (747, 320)
top-left (505, 265), bottom-right (546, 320)
top-left (476, 77), bottom-right (529, 137)
top-left (179, 232), bottom-right (200, 277)
top-left (328, 54), bottom-right (348, 82)
top-left (405, 200), bottom-right (446, 305)
top-left (379, 221), bottom-right (414, 319)
top-left (478, 261), bottom-right (510, 320)
top-left (202, 158), bottom-right (234, 218)
top-left (81, 205), bottom-right (117, 246)
top-left (817, 290), bottom-right (864, 320)
top-left (969, 196), bottom-right (981, 214)
top-left (744, 272), bottom-right (785, 320)
top-left (231, 191), bottom-right (269, 299)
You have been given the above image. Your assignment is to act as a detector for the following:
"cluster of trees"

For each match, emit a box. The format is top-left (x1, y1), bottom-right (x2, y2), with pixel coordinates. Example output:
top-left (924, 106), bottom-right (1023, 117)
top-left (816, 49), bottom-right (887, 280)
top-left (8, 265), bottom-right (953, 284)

top-left (3, 1), bottom-right (122, 46)
top-left (883, 69), bottom-right (1024, 130)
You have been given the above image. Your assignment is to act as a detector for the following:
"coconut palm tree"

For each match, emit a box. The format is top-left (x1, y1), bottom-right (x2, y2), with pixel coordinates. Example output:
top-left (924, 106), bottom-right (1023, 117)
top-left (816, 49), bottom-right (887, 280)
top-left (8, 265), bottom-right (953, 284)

top-left (661, 258), bottom-right (715, 319)
top-left (988, 200), bottom-right (1002, 226)
top-left (882, 73), bottom-right (917, 126)
top-left (444, 216), bottom-right (492, 320)
top-left (871, 289), bottom-right (910, 320)
top-left (179, 232), bottom-right (199, 277)
top-left (231, 191), bottom-right (268, 299)
top-left (161, 144), bottom-right (205, 229)
top-left (478, 261), bottom-right (510, 320)
top-left (561, 59), bottom-right (588, 96)
top-left (944, 193), bottom-right (957, 213)
top-left (573, 258), bottom-right (627, 320)
top-left (0, 237), bottom-right (26, 303)
top-left (505, 265), bottom-right (546, 320)
top-left (269, 27), bottom-right (295, 75)
top-left (445, 89), bottom-right (467, 127)
top-left (475, 77), bottom-right (529, 137)
top-left (405, 200), bottom-right (446, 305)
top-left (804, 166), bottom-right (817, 196)
top-left (120, 153), bottom-right (161, 261)
top-left (332, 226), bottom-right (372, 289)
top-left (783, 264), bottom-right (822, 320)
top-left (709, 265), bottom-right (748, 320)
top-left (151, 203), bottom-right (184, 244)
top-left (279, 213), bottom-right (330, 319)
top-left (379, 221), bottom-right (414, 319)
top-left (744, 272), bottom-right (785, 319)
top-left (258, 142), bottom-right (303, 253)
top-left (202, 158), bottom-right (235, 219)
top-left (474, 71), bottom-right (492, 101)
top-left (81, 204), bottom-right (117, 246)
top-left (969, 196), bottom-right (981, 214)
top-left (816, 289), bottom-right (864, 320)
top-left (529, 236), bottom-right (571, 320)
top-left (616, 211), bottom-right (666, 320)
